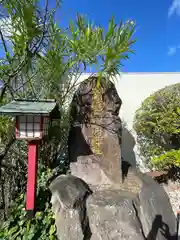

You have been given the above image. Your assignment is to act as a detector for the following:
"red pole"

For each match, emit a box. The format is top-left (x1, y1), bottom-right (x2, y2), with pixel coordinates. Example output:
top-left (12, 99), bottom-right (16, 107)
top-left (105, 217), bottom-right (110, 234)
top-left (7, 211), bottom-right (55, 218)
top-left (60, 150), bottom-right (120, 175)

top-left (26, 141), bottom-right (39, 219)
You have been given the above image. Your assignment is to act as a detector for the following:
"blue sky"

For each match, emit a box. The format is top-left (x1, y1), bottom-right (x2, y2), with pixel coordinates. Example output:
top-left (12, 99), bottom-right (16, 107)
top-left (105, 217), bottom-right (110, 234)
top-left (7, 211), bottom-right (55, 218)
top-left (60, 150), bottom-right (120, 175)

top-left (51, 0), bottom-right (180, 72)
top-left (1, 0), bottom-right (180, 72)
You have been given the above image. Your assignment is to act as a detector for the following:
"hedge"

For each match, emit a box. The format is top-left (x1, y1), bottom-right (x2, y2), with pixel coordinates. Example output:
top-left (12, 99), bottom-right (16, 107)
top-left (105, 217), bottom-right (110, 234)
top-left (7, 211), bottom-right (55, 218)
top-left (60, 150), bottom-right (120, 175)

top-left (133, 83), bottom-right (180, 169)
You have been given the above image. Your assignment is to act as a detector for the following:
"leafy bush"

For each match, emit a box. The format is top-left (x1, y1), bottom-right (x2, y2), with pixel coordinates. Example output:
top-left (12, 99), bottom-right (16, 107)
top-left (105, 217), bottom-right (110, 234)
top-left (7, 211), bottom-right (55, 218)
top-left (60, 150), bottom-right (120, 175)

top-left (151, 149), bottom-right (180, 170)
top-left (134, 83), bottom-right (180, 168)
top-left (0, 165), bottom-right (58, 240)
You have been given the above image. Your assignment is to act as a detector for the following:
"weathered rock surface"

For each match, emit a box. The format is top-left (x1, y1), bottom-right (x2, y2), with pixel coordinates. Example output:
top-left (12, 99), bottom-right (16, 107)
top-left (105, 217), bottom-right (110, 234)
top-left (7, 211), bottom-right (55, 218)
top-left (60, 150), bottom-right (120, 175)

top-left (49, 175), bottom-right (92, 240)
top-left (49, 172), bottom-right (177, 240)
top-left (68, 77), bottom-right (122, 186)
top-left (136, 173), bottom-right (177, 240)
top-left (87, 189), bottom-right (145, 240)
top-left (70, 155), bottom-right (122, 188)
top-left (49, 77), bottom-right (177, 240)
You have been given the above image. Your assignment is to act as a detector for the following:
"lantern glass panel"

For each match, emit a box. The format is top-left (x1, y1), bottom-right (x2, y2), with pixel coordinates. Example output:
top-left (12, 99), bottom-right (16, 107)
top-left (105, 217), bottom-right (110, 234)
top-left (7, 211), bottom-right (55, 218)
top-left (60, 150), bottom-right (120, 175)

top-left (17, 115), bottom-right (43, 140)
top-left (27, 115), bottom-right (33, 122)
top-left (34, 123), bottom-right (40, 131)
top-left (20, 123), bottom-right (26, 131)
top-left (43, 117), bottom-right (50, 136)
top-left (27, 131), bottom-right (33, 138)
top-left (34, 131), bottom-right (41, 138)
top-left (27, 122), bottom-right (33, 132)
top-left (19, 116), bottom-right (26, 122)
top-left (19, 130), bottom-right (26, 138)
top-left (34, 116), bottom-right (41, 123)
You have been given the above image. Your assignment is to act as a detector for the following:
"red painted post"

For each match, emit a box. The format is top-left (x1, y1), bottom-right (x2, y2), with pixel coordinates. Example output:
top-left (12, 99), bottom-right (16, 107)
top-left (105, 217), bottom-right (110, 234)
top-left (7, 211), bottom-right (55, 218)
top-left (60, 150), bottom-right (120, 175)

top-left (26, 141), bottom-right (39, 219)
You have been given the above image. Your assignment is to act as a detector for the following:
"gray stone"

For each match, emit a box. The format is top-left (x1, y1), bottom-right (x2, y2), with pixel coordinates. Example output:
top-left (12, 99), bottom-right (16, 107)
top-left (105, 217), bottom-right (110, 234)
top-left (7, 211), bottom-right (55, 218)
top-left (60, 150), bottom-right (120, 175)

top-left (68, 77), bottom-right (122, 186)
top-left (49, 175), bottom-right (92, 240)
top-left (70, 155), bottom-right (122, 188)
top-left (49, 77), bottom-right (177, 240)
top-left (49, 172), bottom-right (177, 240)
top-left (136, 173), bottom-right (177, 240)
top-left (87, 190), bottom-right (145, 240)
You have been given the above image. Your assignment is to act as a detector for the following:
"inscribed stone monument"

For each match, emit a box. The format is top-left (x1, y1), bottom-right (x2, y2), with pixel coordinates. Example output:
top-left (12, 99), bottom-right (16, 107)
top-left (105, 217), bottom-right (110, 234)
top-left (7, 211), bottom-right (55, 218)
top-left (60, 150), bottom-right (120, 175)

top-left (49, 77), bottom-right (177, 240)
top-left (68, 76), bottom-right (122, 187)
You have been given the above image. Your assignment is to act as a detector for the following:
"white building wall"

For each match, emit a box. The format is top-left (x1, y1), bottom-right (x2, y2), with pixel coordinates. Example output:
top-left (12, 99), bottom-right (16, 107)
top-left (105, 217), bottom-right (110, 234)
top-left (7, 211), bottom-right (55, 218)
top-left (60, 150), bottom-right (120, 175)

top-left (75, 73), bottom-right (180, 170)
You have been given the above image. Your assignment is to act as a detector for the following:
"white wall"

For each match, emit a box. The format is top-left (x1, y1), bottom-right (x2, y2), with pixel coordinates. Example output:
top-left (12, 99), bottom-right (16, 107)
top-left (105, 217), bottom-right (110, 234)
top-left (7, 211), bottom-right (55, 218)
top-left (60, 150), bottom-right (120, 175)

top-left (76, 72), bottom-right (180, 170)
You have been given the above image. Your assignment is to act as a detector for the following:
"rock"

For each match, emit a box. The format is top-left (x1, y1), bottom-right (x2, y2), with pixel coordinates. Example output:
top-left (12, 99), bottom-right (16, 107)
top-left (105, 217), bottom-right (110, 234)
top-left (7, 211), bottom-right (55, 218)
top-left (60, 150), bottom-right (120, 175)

top-left (49, 77), bottom-right (177, 240)
top-left (86, 190), bottom-right (145, 240)
top-left (49, 175), bottom-right (93, 240)
top-left (135, 173), bottom-right (177, 239)
top-left (49, 171), bottom-right (177, 240)
top-left (68, 76), bottom-right (122, 186)
top-left (70, 155), bottom-right (114, 187)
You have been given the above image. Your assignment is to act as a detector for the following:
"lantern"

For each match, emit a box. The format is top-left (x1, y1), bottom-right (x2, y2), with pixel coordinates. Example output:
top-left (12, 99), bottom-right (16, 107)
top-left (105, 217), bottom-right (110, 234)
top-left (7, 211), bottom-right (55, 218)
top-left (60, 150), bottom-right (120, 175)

top-left (15, 115), bottom-right (50, 140)
top-left (0, 99), bottom-right (60, 219)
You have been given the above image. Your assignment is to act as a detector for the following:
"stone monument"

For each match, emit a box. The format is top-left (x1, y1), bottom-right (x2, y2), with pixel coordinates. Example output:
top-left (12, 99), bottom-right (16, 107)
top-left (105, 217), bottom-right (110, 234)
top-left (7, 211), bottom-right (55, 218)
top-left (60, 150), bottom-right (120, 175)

top-left (49, 76), bottom-right (177, 240)
top-left (68, 76), bottom-right (122, 187)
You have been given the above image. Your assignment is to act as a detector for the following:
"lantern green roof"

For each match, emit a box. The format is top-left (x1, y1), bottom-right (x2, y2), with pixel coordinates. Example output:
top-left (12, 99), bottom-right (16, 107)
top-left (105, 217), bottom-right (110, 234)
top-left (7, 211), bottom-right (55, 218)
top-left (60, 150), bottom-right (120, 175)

top-left (0, 99), bottom-right (58, 116)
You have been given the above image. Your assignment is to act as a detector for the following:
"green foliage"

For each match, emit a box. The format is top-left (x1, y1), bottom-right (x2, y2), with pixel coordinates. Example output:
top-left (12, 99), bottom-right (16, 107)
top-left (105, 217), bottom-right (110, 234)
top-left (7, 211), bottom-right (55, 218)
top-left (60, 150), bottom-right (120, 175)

top-left (0, 98), bottom-right (14, 141)
top-left (0, 116), bottom-right (12, 142)
top-left (6, 0), bottom-right (42, 56)
top-left (67, 15), bottom-right (136, 78)
top-left (0, 0), bottom-right (136, 235)
top-left (134, 83), bottom-right (180, 168)
top-left (0, 0), bottom-right (60, 101)
top-left (34, 15), bottom-right (136, 102)
top-left (151, 149), bottom-right (180, 170)
top-left (41, 110), bottom-right (70, 168)
top-left (0, 165), bottom-right (57, 240)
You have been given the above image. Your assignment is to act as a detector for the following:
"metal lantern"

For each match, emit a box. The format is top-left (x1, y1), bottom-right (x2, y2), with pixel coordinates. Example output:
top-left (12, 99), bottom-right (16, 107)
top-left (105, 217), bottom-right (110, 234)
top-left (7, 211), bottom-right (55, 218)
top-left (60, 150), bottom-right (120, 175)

top-left (0, 99), bottom-right (60, 219)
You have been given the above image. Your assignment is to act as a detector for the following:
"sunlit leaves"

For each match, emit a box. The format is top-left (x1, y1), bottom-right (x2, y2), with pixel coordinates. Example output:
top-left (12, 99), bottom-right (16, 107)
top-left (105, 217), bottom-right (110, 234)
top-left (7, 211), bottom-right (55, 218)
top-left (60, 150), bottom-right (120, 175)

top-left (67, 15), bottom-right (136, 80)
top-left (4, 0), bottom-right (41, 56)
top-left (0, 0), bottom-right (61, 101)
top-left (134, 83), bottom-right (180, 168)
top-left (0, 0), bottom-right (136, 102)
top-left (151, 149), bottom-right (180, 170)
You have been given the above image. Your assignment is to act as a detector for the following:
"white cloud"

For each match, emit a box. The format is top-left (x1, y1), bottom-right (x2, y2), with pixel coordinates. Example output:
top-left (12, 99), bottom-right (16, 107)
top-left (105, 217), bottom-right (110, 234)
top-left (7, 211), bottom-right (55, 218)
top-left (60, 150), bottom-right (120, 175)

top-left (168, 0), bottom-right (180, 17)
top-left (167, 46), bottom-right (177, 56)
top-left (167, 45), bottom-right (180, 56)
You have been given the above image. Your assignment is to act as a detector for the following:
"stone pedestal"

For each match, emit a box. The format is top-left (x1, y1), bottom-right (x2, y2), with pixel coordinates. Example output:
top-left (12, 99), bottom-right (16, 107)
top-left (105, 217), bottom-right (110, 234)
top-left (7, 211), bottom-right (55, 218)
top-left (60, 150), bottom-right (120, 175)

top-left (87, 190), bottom-right (144, 240)
top-left (49, 172), bottom-right (177, 240)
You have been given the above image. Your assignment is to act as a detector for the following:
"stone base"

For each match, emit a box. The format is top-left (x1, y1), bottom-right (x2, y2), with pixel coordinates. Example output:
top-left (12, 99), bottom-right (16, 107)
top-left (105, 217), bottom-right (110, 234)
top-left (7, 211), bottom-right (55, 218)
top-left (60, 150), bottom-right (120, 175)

top-left (49, 172), bottom-right (177, 240)
top-left (87, 190), bottom-right (145, 240)
top-left (54, 206), bottom-right (84, 240)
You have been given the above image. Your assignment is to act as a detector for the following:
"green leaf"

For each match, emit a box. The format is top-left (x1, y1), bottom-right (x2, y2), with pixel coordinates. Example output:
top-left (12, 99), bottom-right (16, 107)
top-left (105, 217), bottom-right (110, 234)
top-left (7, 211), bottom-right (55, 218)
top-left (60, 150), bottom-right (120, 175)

top-left (8, 226), bottom-right (19, 235)
top-left (49, 224), bottom-right (56, 236)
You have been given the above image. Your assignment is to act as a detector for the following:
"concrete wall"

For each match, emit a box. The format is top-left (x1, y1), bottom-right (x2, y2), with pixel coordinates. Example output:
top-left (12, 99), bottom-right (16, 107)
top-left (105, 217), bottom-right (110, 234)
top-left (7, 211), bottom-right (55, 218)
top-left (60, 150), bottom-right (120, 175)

top-left (76, 73), bottom-right (180, 170)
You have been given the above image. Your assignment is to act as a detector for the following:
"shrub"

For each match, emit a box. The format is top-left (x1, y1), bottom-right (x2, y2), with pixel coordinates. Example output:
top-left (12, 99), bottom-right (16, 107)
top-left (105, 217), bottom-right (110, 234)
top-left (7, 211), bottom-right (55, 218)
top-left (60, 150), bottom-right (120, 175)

top-left (151, 149), bottom-right (180, 170)
top-left (133, 83), bottom-right (180, 168)
top-left (0, 165), bottom-right (59, 240)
